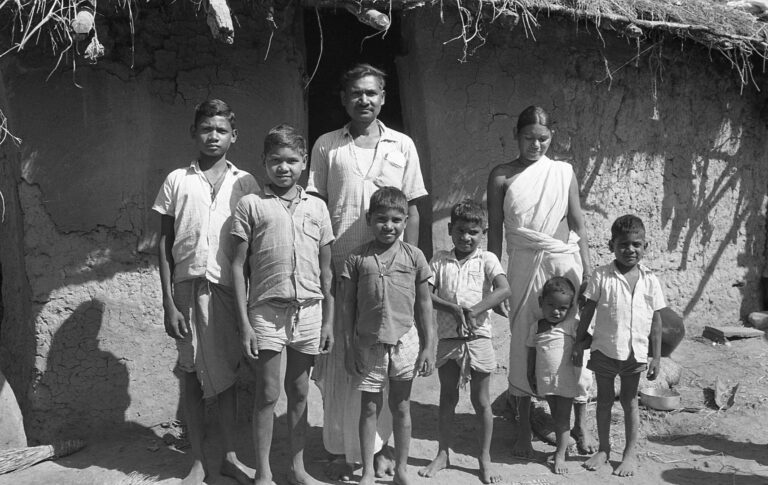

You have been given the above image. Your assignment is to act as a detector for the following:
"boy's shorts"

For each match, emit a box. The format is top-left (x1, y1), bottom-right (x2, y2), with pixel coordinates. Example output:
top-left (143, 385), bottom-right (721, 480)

top-left (436, 337), bottom-right (495, 385)
top-left (174, 278), bottom-right (241, 399)
top-left (248, 299), bottom-right (322, 355)
top-left (357, 325), bottom-right (420, 393)
top-left (587, 349), bottom-right (647, 378)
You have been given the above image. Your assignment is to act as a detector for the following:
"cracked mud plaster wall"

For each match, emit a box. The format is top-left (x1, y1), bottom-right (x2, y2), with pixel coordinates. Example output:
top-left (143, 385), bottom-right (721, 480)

top-left (399, 8), bottom-right (768, 328)
top-left (1, 2), bottom-right (305, 442)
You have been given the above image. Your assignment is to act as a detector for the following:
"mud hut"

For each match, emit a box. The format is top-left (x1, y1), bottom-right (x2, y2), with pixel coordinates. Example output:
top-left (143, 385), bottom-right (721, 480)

top-left (1, 0), bottom-right (767, 443)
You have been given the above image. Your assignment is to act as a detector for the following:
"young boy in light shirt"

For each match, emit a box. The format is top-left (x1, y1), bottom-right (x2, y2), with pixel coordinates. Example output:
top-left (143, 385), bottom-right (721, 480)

top-left (573, 214), bottom-right (665, 478)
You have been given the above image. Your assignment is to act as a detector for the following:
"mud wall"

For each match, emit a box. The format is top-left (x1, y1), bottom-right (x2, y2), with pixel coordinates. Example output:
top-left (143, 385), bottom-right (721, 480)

top-left (0, 2), bottom-right (306, 442)
top-left (399, 8), bottom-right (768, 328)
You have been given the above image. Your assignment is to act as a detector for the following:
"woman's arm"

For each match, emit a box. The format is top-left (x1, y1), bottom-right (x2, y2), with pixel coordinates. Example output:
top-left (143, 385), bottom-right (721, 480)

top-left (486, 166), bottom-right (507, 261)
top-left (566, 175), bottom-right (592, 281)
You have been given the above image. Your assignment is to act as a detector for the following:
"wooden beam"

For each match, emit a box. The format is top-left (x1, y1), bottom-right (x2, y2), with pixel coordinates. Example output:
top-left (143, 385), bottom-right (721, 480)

top-left (206, 0), bottom-right (235, 44)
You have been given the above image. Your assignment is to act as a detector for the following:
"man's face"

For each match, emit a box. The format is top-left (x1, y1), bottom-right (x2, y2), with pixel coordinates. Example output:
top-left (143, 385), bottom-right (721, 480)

top-left (341, 75), bottom-right (385, 124)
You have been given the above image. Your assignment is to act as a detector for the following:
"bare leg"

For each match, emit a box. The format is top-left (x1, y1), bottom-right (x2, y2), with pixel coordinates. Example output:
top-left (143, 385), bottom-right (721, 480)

top-left (546, 395), bottom-right (573, 475)
top-left (584, 374), bottom-right (613, 471)
top-left (360, 391), bottom-right (383, 485)
top-left (389, 379), bottom-right (414, 485)
top-left (218, 385), bottom-right (256, 485)
top-left (284, 348), bottom-right (321, 485)
top-left (614, 372), bottom-right (641, 477)
top-left (181, 371), bottom-right (207, 485)
top-left (252, 350), bottom-right (281, 485)
top-left (470, 371), bottom-right (502, 484)
top-left (419, 362), bottom-right (459, 478)
top-left (511, 395), bottom-right (534, 458)
top-left (571, 401), bottom-right (598, 454)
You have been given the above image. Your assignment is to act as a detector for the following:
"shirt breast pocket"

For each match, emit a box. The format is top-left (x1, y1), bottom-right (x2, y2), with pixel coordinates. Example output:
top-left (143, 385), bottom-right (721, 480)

top-left (374, 151), bottom-right (406, 189)
top-left (303, 215), bottom-right (321, 241)
top-left (465, 270), bottom-right (484, 299)
top-left (389, 262), bottom-right (416, 298)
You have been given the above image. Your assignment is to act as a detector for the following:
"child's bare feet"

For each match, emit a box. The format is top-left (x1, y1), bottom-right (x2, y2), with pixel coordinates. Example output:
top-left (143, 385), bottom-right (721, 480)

top-left (220, 456), bottom-right (256, 485)
top-left (613, 451), bottom-right (638, 477)
top-left (181, 460), bottom-right (206, 485)
top-left (374, 445), bottom-right (396, 477)
top-left (393, 465), bottom-right (413, 485)
top-left (324, 456), bottom-right (353, 481)
top-left (287, 467), bottom-right (321, 485)
top-left (418, 450), bottom-right (449, 477)
top-left (359, 470), bottom-right (377, 485)
top-left (552, 453), bottom-right (568, 475)
top-left (571, 427), bottom-right (598, 455)
top-left (478, 458), bottom-right (503, 484)
top-left (510, 438), bottom-right (535, 458)
top-left (583, 450), bottom-right (609, 470)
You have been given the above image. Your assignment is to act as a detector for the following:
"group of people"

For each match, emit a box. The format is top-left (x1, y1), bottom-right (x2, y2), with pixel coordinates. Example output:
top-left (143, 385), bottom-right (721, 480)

top-left (153, 63), bottom-right (669, 485)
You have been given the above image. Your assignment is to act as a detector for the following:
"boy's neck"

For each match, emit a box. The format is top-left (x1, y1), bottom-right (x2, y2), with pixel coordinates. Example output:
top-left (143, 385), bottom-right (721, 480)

top-left (269, 183), bottom-right (299, 199)
top-left (372, 238), bottom-right (398, 252)
top-left (613, 259), bottom-right (639, 275)
top-left (454, 247), bottom-right (474, 262)
top-left (349, 120), bottom-right (380, 138)
top-left (198, 155), bottom-right (228, 172)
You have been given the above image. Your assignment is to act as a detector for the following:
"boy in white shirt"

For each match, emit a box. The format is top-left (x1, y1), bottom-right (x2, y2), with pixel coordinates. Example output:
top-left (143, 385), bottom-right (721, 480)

top-left (573, 214), bottom-right (665, 477)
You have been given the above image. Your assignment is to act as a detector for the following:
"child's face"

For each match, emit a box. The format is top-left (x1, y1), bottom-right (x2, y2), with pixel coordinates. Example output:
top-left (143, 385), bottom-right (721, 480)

top-left (448, 219), bottom-right (484, 258)
top-left (263, 147), bottom-right (306, 189)
top-left (367, 208), bottom-right (407, 245)
top-left (610, 231), bottom-right (647, 270)
top-left (539, 291), bottom-right (573, 324)
top-left (191, 115), bottom-right (237, 160)
top-left (341, 75), bottom-right (385, 124)
top-left (516, 123), bottom-right (551, 163)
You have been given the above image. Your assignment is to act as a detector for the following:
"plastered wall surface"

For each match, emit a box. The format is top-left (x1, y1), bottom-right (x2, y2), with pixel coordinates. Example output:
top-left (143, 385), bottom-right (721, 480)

top-left (1, 2), bottom-right (306, 442)
top-left (399, 8), bottom-right (768, 329)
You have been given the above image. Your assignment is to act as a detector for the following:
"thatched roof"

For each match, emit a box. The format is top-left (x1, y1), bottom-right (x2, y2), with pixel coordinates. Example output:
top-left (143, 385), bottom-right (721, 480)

top-left (0, 0), bottom-right (767, 74)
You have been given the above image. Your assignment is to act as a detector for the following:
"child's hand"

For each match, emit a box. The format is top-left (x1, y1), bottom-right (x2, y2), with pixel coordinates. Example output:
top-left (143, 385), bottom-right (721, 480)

top-left (240, 326), bottom-right (259, 360)
top-left (451, 304), bottom-right (466, 336)
top-left (492, 300), bottom-right (509, 318)
top-left (163, 302), bottom-right (188, 340)
top-left (415, 348), bottom-right (435, 377)
top-left (571, 342), bottom-right (585, 367)
top-left (461, 306), bottom-right (479, 337)
top-left (345, 341), bottom-right (365, 376)
top-left (647, 357), bottom-right (661, 381)
top-left (318, 322), bottom-right (334, 354)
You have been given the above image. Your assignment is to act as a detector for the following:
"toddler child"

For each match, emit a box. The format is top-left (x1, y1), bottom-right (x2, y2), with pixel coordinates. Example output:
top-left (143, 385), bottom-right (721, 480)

top-left (573, 214), bottom-right (664, 477)
top-left (231, 124), bottom-right (334, 485)
top-left (341, 186), bottom-right (436, 485)
top-left (526, 277), bottom-right (581, 475)
top-left (418, 199), bottom-right (510, 484)
top-left (154, 99), bottom-right (258, 484)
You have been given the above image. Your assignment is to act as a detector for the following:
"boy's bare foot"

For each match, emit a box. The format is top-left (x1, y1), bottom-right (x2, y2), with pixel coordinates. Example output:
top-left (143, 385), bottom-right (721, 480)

top-left (571, 427), bottom-right (598, 455)
top-left (181, 461), bottom-right (206, 485)
top-left (418, 450), bottom-right (449, 477)
top-left (510, 438), bottom-right (535, 458)
top-left (324, 456), bottom-right (353, 481)
top-left (552, 453), bottom-right (568, 475)
top-left (220, 456), bottom-right (256, 485)
top-left (583, 450), bottom-right (609, 471)
top-left (374, 445), bottom-right (395, 477)
top-left (613, 452), bottom-right (637, 477)
top-left (393, 465), bottom-right (413, 485)
top-left (359, 470), bottom-right (377, 485)
top-left (478, 459), bottom-right (503, 484)
top-left (253, 478), bottom-right (277, 485)
top-left (287, 467), bottom-right (322, 485)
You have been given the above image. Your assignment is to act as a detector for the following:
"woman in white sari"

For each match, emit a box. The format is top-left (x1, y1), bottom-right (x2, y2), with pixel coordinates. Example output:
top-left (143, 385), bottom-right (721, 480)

top-left (487, 106), bottom-right (596, 457)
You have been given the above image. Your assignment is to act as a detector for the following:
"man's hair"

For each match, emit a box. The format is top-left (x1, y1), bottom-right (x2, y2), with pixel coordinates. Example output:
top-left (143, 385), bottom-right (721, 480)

top-left (450, 198), bottom-right (486, 227)
top-left (541, 276), bottom-right (576, 301)
top-left (263, 124), bottom-right (306, 156)
top-left (193, 99), bottom-right (236, 129)
top-left (340, 63), bottom-right (386, 91)
top-left (516, 105), bottom-right (550, 133)
top-left (611, 214), bottom-right (646, 240)
top-left (369, 187), bottom-right (408, 215)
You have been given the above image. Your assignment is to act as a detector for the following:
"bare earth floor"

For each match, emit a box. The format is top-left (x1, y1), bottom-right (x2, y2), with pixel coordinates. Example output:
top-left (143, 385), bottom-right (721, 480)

top-left (2, 337), bottom-right (768, 485)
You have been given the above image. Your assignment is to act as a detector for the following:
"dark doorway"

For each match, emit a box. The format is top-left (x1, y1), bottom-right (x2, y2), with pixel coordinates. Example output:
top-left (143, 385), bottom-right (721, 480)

top-left (303, 8), bottom-right (404, 150)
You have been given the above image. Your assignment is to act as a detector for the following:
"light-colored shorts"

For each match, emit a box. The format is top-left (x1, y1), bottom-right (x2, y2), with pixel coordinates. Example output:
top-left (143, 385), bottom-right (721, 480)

top-left (436, 337), bottom-right (496, 387)
top-left (357, 325), bottom-right (420, 393)
top-left (248, 299), bottom-right (322, 355)
top-left (174, 278), bottom-right (241, 399)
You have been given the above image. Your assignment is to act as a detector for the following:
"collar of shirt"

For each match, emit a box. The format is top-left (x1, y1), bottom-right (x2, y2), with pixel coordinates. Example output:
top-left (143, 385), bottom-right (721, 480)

top-left (341, 119), bottom-right (398, 143)
top-left (188, 159), bottom-right (240, 175)
top-left (444, 247), bottom-right (483, 263)
top-left (261, 184), bottom-right (309, 201)
top-left (610, 261), bottom-right (653, 279)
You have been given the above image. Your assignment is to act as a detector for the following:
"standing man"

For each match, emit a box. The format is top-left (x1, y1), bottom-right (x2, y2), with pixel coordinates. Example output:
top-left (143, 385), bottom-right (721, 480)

top-left (308, 64), bottom-right (428, 480)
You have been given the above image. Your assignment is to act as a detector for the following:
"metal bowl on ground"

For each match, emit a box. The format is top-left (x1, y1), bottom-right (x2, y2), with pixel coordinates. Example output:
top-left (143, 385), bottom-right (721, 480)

top-left (640, 387), bottom-right (681, 411)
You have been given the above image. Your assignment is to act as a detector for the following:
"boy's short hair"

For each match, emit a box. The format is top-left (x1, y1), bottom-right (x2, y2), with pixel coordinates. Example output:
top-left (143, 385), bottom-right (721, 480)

top-left (611, 214), bottom-right (646, 240)
top-left (340, 63), bottom-right (386, 91)
top-left (541, 276), bottom-right (575, 301)
top-left (193, 99), bottom-right (236, 129)
top-left (450, 198), bottom-right (486, 227)
top-left (263, 124), bottom-right (306, 156)
top-left (369, 187), bottom-right (408, 215)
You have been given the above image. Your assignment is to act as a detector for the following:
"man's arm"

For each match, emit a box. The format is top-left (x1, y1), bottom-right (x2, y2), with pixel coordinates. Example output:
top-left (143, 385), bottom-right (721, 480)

top-left (404, 202), bottom-right (420, 245)
top-left (318, 243), bottom-right (335, 354)
top-left (158, 214), bottom-right (187, 339)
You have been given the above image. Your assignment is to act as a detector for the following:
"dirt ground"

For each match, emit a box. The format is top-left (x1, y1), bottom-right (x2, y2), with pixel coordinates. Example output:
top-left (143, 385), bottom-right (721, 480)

top-left (2, 334), bottom-right (768, 485)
